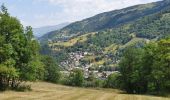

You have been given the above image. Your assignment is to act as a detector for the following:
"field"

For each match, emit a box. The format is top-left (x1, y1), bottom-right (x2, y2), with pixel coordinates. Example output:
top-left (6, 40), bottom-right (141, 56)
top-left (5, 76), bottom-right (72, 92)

top-left (50, 32), bottom-right (96, 47)
top-left (0, 82), bottom-right (169, 100)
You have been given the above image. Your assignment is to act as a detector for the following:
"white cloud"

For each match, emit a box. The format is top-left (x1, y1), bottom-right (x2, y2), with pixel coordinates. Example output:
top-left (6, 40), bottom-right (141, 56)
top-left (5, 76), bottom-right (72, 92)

top-left (30, 0), bottom-right (160, 27)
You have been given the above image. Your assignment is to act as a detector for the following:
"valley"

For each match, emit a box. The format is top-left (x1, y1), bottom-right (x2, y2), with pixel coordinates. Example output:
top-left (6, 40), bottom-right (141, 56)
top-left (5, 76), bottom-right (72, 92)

top-left (40, 0), bottom-right (170, 77)
top-left (0, 0), bottom-right (170, 99)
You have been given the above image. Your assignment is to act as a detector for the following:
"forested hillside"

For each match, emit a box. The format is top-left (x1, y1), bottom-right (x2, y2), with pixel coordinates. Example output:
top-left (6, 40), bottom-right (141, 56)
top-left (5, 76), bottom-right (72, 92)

top-left (40, 0), bottom-right (170, 42)
top-left (0, 0), bottom-right (170, 98)
top-left (41, 0), bottom-right (170, 71)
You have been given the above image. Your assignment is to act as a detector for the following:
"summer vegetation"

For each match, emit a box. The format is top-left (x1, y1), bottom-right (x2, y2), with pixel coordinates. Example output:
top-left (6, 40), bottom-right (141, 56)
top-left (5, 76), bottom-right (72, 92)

top-left (0, 5), bottom-right (60, 91)
top-left (42, 0), bottom-right (170, 76)
top-left (119, 38), bottom-right (170, 94)
top-left (38, 0), bottom-right (170, 96)
top-left (0, 1), bottom-right (170, 98)
top-left (59, 37), bottom-right (170, 95)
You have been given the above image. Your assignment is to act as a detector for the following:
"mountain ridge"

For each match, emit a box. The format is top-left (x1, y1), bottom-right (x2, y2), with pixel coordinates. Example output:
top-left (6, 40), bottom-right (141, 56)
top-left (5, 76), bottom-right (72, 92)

top-left (33, 22), bottom-right (70, 38)
top-left (40, 0), bottom-right (170, 70)
top-left (40, 0), bottom-right (169, 42)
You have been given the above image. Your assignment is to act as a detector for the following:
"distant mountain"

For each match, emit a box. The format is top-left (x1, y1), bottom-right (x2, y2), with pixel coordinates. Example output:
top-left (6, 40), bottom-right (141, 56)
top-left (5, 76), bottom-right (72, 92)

top-left (40, 0), bottom-right (170, 42)
top-left (33, 22), bottom-right (70, 38)
top-left (40, 0), bottom-right (170, 69)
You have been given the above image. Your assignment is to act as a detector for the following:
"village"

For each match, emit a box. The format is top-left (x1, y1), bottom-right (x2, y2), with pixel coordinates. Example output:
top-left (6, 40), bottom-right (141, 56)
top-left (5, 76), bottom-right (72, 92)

top-left (60, 51), bottom-right (119, 80)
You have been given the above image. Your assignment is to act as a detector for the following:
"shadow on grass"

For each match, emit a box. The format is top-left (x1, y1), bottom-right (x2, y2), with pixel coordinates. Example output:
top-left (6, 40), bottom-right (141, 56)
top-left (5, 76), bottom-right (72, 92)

top-left (119, 91), bottom-right (170, 98)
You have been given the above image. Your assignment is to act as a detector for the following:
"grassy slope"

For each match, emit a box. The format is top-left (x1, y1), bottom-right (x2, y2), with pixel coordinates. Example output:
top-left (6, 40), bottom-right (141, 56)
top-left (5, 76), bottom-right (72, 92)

top-left (0, 82), bottom-right (169, 100)
top-left (50, 32), bottom-right (96, 47)
top-left (40, 0), bottom-right (169, 42)
top-left (50, 36), bottom-right (148, 66)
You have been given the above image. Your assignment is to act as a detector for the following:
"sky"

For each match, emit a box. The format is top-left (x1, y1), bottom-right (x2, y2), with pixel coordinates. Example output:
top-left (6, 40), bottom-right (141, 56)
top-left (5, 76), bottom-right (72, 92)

top-left (0, 0), bottom-right (160, 28)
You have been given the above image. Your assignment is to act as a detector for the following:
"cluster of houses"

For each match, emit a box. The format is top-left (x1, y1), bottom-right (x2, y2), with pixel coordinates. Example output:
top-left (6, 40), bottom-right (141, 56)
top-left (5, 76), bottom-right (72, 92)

top-left (60, 51), bottom-right (118, 79)
top-left (60, 51), bottom-right (88, 70)
top-left (61, 70), bottom-right (119, 80)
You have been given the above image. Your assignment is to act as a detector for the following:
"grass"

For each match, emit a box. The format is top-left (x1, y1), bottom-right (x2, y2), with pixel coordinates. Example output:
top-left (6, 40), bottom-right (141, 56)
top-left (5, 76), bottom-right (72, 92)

top-left (93, 59), bottom-right (105, 65)
top-left (0, 82), bottom-right (169, 100)
top-left (137, 3), bottom-right (155, 10)
top-left (120, 37), bottom-right (148, 48)
top-left (51, 32), bottom-right (96, 47)
top-left (103, 37), bottom-right (148, 54)
top-left (104, 44), bottom-right (118, 53)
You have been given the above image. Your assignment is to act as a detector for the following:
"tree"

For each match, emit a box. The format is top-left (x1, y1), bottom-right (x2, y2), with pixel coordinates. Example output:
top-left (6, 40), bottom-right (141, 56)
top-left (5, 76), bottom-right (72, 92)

top-left (149, 37), bottom-right (170, 93)
top-left (0, 4), bottom-right (8, 15)
top-left (0, 64), bottom-right (19, 90)
top-left (140, 42), bottom-right (157, 93)
top-left (20, 26), bottom-right (44, 81)
top-left (41, 56), bottom-right (61, 83)
top-left (105, 73), bottom-right (121, 88)
top-left (69, 69), bottom-right (84, 87)
top-left (119, 47), bottom-right (144, 93)
top-left (40, 44), bottom-right (53, 55)
top-left (0, 5), bottom-right (44, 90)
top-left (118, 37), bottom-right (170, 94)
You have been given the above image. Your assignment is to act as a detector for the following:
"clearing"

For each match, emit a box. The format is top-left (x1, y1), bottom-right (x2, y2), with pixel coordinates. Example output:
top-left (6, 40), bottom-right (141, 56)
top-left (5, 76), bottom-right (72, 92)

top-left (0, 82), bottom-right (169, 100)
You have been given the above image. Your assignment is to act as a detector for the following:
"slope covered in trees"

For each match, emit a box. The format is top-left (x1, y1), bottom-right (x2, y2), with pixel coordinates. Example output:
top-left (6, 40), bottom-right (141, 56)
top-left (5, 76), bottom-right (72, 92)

top-left (39, 1), bottom-right (170, 95)
top-left (0, 0), bottom-right (170, 97)
top-left (45, 0), bottom-right (170, 70)
top-left (40, 0), bottom-right (170, 42)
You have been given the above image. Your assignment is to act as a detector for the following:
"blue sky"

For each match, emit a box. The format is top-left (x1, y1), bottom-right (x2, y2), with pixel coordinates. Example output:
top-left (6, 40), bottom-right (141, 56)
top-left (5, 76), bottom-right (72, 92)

top-left (0, 0), bottom-right (160, 28)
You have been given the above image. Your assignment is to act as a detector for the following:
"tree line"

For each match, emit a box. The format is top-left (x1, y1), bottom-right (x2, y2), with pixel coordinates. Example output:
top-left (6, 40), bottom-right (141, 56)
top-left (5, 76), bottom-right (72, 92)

top-left (57, 37), bottom-right (170, 96)
top-left (1, 5), bottom-right (170, 96)
top-left (118, 37), bottom-right (170, 94)
top-left (0, 5), bottom-right (60, 91)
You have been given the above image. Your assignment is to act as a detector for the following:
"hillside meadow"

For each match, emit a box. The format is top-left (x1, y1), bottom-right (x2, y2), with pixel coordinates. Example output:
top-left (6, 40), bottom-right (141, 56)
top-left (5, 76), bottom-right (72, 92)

top-left (0, 82), bottom-right (169, 100)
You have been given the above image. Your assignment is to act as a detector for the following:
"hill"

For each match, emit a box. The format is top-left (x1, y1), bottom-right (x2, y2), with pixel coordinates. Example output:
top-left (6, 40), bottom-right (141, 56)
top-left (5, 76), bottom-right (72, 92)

top-left (40, 0), bottom-right (170, 70)
top-left (0, 82), bottom-right (169, 100)
top-left (33, 22), bottom-right (69, 38)
top-left (40, 0), bottom-right (170, 42)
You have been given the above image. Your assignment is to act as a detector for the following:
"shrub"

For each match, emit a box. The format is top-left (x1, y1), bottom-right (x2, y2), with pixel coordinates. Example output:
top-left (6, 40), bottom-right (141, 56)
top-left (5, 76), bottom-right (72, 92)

top-left (67, 69), bottom-right (84, 87)
top-left (14, 84), bottom-right (32, 92)
top-left (0, 65), bottom-right (19, 91)
top-left (104, 73), bottom-right (121, 89)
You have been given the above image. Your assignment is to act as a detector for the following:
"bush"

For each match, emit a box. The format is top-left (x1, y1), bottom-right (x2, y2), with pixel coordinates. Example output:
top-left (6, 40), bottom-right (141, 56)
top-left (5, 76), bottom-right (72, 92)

top-left (14, 84), bottom-right (32, 92)
top-left (84, 72), bottom-right (104, 88)
top-left (0, 65), bottom-right (19, 91)
top-left (66, 69), bottom-right (84, 87)
top-left (59, 75), bottom-right (70, 85)
top-left (104, 73), bottom-right (121, 88)
top-left (41, 56), bottom-right (61, 83)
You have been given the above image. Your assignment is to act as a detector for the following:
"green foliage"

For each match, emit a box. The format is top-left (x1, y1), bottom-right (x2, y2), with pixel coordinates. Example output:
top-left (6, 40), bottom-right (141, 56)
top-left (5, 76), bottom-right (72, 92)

top-left (41, 56), bottom-right (61, 83)
top-left (119, 47), bottom-right (145, 93)
top-left (46, 1), bottom-right (170, 69)
top-left (148, 38), bottom-right (170, 93)
top-left (83, 72), bottom-right (104, 88)
top-left (40, 44), bottom-right (53, 55)
top-left (0, 64), bottom-right (19, 90)
top-left (0, 5), bottom-right (44, 90)
top-left (104, 73), bottom-right (121, 88)
top-left (68, 69), bottom-right (84, 87)
top-left (118, 37), bottom-right (170, 94)
top-left (40, 0), bottom-right (170, 42)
